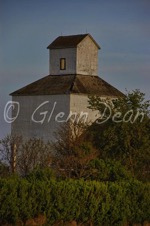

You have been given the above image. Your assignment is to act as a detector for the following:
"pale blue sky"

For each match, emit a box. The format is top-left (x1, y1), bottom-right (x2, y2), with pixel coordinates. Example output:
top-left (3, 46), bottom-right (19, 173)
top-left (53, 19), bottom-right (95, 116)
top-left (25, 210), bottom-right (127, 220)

top-left (0, 0), bottom-right (150, 138)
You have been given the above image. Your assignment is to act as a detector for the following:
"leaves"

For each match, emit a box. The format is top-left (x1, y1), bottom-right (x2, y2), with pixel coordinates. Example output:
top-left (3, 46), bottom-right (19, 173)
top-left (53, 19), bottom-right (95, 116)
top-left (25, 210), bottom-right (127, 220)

top-left (17, 138), bottom-right (52, 176)
top-left (88, 89), bottom-right (150, 181)
top-left (0, 177), bottom-right (150, 225)
top-left (52, 121), bottom-right (98, 179)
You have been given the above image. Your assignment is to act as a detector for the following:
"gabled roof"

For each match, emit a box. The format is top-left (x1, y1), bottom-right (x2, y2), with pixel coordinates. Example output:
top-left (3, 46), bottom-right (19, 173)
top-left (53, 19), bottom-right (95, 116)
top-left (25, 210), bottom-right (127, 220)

top-left (10, 74), bottom-right (123, 97)
top-left (47, 34), bottom-right (100, 49)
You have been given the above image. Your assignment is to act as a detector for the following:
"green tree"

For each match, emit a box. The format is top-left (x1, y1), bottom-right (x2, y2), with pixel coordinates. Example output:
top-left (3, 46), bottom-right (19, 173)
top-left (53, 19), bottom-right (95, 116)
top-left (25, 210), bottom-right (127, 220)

top-left (89, 159), bottom-right (132, 182)
top-left (88, 89), bottom-right (150, 181)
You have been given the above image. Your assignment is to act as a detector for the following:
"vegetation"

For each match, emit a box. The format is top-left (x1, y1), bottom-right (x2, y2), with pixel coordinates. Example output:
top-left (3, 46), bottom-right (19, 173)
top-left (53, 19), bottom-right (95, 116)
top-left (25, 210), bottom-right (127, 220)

top-left (52, 121), bottom-right (98, 179)
top-left (88, 89), bottom-right (150, 181)
top-left (0, 90), bottom-right (150, 225)
top-left (0, 175), bottom-right (150, 225)
top-left (0, 137), bottom-right (52, 176)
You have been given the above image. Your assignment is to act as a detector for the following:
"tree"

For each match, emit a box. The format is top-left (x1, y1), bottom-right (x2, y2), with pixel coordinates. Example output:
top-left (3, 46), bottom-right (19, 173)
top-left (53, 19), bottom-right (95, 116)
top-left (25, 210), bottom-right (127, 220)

top-left (89, 158), bottom-right (132, 182)
top-left (88, 89), bottom-right (150, 181)
top-left (0, 134), bottom-right (22, 173)
top-left (0, 135), bottom-right (52, 176)
top-left (0, 162), bottom-right (10, 177)
top-left (17, 138), bottom-right (52, 176)
top-left (52, 121), bottom-right (98, 179)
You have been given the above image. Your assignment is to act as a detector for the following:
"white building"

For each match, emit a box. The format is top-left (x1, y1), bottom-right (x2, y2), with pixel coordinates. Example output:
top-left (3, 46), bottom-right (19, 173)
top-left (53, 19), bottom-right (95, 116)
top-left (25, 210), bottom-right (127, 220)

top-left (10, 34), bottom-right (123, 142)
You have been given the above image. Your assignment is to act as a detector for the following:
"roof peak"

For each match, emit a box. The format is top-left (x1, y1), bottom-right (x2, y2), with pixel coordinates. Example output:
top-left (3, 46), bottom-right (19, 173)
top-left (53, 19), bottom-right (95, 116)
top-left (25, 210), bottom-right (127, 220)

top-left (58, 33), bottom-right (89, 37)
top-left (47, 33), bottom-right (100, 49)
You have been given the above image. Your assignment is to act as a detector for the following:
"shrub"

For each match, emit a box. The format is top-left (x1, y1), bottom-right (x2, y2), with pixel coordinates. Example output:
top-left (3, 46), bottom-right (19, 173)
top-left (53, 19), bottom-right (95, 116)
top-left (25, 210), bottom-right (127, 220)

top-left (0, 177), bottom-right (149, 225)
top-left (89, 159), bottom-right (132, 182)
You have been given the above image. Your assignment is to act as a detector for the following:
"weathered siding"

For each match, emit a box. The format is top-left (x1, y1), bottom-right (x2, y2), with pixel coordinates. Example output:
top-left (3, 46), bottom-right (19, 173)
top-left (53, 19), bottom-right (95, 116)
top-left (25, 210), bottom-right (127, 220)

top-left (11, 95), bottom-right (70, 142)
top-left (49, 35), bottom-right (99, 76)
top-left (11, 94), bottom-right (100, 142)
top-left (50, 48), bottom-right (76, 75)
top-left (76, 36), bottom-right (98, 76)
top-left (70, 94), bottom-right (99, 124)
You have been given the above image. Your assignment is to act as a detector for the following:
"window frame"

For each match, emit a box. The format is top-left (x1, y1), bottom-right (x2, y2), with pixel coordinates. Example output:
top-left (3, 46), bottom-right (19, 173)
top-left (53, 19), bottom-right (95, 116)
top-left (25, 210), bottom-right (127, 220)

top-left (60, 58), bottom-right (66, 70)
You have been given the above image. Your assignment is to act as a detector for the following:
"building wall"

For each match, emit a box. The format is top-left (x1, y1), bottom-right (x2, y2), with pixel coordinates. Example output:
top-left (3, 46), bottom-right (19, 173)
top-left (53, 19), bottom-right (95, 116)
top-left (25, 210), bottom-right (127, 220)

top-left (11, 95), bottom-right (70, 142)
top-left (50, 48), bottom-right (76, 75)
top-left (49, 36), bottom-right (99, 76)
top-left (70, 94), bottom-right (100, 124)
top-left (11, 94), bottom-right (100, 142)
top-left (76, 36), bottom-right (98, 76)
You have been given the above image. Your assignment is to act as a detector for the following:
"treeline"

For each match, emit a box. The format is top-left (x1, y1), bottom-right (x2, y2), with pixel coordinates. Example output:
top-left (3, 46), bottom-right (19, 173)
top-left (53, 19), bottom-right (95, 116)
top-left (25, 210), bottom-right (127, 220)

top-left (0, 170), bottom-right (150, 226)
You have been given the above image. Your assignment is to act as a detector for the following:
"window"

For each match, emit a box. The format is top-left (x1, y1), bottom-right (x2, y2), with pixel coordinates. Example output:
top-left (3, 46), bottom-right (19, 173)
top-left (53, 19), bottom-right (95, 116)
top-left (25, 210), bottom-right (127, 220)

top-left (60, 58), bottom-right (66, 70)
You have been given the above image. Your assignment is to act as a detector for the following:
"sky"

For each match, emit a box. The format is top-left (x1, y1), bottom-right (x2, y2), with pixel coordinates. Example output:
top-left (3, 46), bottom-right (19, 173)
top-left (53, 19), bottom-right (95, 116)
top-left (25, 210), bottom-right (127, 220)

top-left (0, 0), bottom-right (150, 138)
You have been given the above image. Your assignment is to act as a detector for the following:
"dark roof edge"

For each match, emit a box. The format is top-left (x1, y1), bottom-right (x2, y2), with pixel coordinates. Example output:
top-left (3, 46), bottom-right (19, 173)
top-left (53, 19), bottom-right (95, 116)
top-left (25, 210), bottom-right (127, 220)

top-left (10, 75), bottom-right (50, 96)
top-left (47, 34), bottom-right (100, 49)
top-left (10, 74), bottom-right (124, 97)
top-left (47, 34), bottom-right (87, 49)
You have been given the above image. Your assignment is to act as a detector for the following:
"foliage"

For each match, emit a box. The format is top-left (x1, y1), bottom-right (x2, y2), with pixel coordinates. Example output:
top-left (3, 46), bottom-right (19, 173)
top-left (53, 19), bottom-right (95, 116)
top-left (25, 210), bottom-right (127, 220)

top-left (25, 167), bottom-right (56, 182)
top-left (88, 89), bottom-right (150, 181)
top-left (17, 138), bottom-right (52, 176)
top-left (52, 121), bottom-right (98, 179)
top-left (1, 89), bottom-right (150, 225)
top-left (0, 162), bottom-right (10, 178)
top-left (0, 177), bottom-right (150, 225)
top-left (89, 159), bottom-right (132, 182)
top-left (53, 120), bottom-right (87, 155)
top-left (0, 134), bottom-right (22, 172)
top-left (0, 136), bottom-right (53, 176)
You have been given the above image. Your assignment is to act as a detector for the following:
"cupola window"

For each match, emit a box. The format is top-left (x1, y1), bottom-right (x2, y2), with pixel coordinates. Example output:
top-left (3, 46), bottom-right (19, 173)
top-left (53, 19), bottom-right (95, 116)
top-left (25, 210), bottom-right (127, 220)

top-left (60, 58), bottom-right (66, 70)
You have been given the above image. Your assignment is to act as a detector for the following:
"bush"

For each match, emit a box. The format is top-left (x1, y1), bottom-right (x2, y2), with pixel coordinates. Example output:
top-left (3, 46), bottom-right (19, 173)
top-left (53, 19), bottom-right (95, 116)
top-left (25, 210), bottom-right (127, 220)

top-left (89, 159), bottom-right (132, 182)
top-left (125, 180), bottom-right (150, 225)
top-left (0, 178), bottom-right (19, 224)
top-left (0, 162), bottom-right (10, 178)
top-left (0, 177), bottom-right (149, 225)
top-left (25, 167), bottom-right (56, 182)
